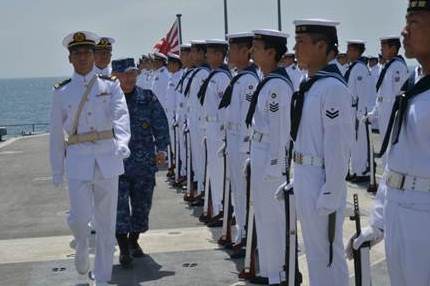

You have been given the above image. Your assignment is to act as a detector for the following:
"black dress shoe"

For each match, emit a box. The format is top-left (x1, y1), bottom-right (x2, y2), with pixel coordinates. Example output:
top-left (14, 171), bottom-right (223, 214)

top-left (229, 248), bottom-right (246, 259)
top-left (130, 245), bottom-right (146, 258)
top-left (249, 276), bottom-right (269, 284)
top-left (351, 175), bottom-right (370, 183)
top-left (206, 219), bottom-right (223, 228)
top-left (190, 198), bottom-right (204, 207)
top-left (119, 253), bottom-right (133, 268)
top-left (345, 172), bottom-right (356, 181)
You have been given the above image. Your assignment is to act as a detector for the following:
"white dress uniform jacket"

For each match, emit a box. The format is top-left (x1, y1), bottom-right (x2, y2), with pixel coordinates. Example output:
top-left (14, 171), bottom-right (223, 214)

top-left (151, 66), bottom-right (170, 110)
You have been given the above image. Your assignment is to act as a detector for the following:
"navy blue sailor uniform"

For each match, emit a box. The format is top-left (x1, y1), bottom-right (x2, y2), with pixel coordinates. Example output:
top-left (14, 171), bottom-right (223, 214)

top-left (116, 87), bottom-right (169, 234)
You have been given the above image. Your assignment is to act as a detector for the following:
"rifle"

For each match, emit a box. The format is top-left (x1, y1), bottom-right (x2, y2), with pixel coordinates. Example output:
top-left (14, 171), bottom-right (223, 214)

top-left (173, 119), bottom-right (179, 184)
top-left (219, 136), bottom-right (232, 246)
top-left (283, 145), bottom-right (302, 286)
top-left (350, 194), bottom-right (372, 286)
top-left (200, 139), bottom-right (213, 222)
top-left (184, 128), bottom-right (194, 200)
top-left (238, 161), bottom-right (257, 280)
top-left (353, 97), bottom-right (360, 141)
top-left (366, 118), bottom-right (378, 194)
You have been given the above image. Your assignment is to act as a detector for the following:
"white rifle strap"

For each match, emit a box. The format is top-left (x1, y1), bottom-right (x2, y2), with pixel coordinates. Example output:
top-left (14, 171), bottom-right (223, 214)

top-left (70, 75), bottom-right (98, 135)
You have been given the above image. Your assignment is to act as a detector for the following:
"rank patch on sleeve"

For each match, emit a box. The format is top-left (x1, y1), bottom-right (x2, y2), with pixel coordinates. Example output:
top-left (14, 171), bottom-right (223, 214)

top-left (325, 109), bottom-right (339, 119)
top-left (246, 93), bottom-right (253, 102)
top-left (269, 102), bottom-right (279, 112)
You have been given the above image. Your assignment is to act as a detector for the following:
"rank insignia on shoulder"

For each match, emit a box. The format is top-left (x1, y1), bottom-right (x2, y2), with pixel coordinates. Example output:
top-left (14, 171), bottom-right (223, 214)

top-left (395, 76), bottom-right (401, 82)
top-left (218, 91), bottom-right (224, 98)
top-left (98, 75), bottom-right (117, 81)
top-left (357, 76), bottom-right (363, 81)
top-left (249, 85), bottom-right (254, 90)
top-left (269, 102), bottom-right (279, 112)
top-left (325, 109), bottom-right (339, 119)
top-left (270, 159), bottom-right (278, 165)
top-left (155, 77), bottom-right (159, 81)
top-left (53, 78), bottom-right (71, 89)
top-left (246, 93), bottom-right (253, 102)
top-left (271, 93), bottom-right (277, 99)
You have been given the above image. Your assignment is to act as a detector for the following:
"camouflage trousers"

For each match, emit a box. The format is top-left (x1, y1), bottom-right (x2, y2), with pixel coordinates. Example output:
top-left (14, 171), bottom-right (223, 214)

top-left (116, 174), bottom-right (155, 234)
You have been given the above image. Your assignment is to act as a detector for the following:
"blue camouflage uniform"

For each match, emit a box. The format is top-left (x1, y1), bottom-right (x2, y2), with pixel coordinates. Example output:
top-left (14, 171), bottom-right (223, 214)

top-left (116, 86), bottom-right (169, 234)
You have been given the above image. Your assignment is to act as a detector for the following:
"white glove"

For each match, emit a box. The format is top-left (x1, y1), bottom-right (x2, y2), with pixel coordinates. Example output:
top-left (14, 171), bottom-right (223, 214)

top-left (346, 225), bottom-right (384, 260)
top-left (115, 145), bottom-right (130, 159)
top-left (217, 142), bottom-right (226, 158)
top-left (274, 180), bottom-right (293, 201)
top-left (242, 158), bottom-right (250, 177)
top-left (316, 192), bottom-right (337, 216)
top-left (361, 112), bottom-right (375, 123)
top-left (52, 175), bottom-right (64, 188)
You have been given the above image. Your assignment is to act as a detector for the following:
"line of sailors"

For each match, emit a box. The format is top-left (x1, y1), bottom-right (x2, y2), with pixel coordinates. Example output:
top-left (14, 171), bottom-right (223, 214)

top-left (146, 3), bottom-right (430, 285)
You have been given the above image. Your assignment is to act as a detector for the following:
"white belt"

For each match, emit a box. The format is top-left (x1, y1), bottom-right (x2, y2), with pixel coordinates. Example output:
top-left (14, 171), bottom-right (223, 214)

top-left (385, 169), bottom-right (430, 192)
top-left (226, 121), bottom-right (240, 131)
top-left (293, 152), bottom-right (324, 168)
top-left (205, 115), bottom-right (219, 123)
top-left (251, 130), bottom-right (266, 143)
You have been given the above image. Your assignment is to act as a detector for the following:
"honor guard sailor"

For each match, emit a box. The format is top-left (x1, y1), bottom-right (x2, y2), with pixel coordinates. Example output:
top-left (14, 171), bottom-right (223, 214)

top-left (185, 40), bottom-right (211, 199)
top-left (290, 19), bottom-right (352, 286)
top-left (365, 36), bottom-right (409, 163)
top-left (175, 43), bottom-right (194, 184)
top-left (347, 2), bottom-right (430, 285)
top-left (151, 52), bottom-right (170, 111)
top-left (345, 40), bottom-right (374, 183)
top-left (245, 29), bottom-right (293, 285)
top-left (219, 32), bottom-right (259, 252)
top-left (111, 58), bottom-right (169, 268)
top-left (50, 31), bottom-right (131, 286)
top-left (199, 39), bottom-right (232, 225)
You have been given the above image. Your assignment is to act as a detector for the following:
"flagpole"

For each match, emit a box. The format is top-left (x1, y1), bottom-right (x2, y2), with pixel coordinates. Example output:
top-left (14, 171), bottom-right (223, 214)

top-left (223, 0), bottom-right (229, 39)
top-left (277, 0), bottom-right (282, 31)
top-left (176, 14), bottom-right (183, 45)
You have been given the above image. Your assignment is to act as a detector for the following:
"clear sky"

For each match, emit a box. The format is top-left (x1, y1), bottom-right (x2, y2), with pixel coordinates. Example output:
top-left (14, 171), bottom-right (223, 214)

top-left (0, 0), bottom-right (411, 79)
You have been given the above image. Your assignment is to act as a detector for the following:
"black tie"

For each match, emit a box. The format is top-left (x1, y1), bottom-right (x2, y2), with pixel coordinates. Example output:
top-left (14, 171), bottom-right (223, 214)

top-left (378, 75), bottom-right (430, 157)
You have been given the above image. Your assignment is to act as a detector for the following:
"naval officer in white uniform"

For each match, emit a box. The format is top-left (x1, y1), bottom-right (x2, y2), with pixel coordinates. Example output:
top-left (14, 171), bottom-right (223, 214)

top-left (50, 31), bottom-right (131, 286)
top-left (94, 37), bottom-right (115, 76)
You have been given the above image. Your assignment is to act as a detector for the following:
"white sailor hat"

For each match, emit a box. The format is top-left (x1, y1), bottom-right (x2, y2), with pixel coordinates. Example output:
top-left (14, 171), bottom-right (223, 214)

top-left (62, 31), bottom-right (99, 49)
top-left (294, 19), bottom-right (339, 30)
top-left (283, 52), bottom-right (295, 57)
top-left (347, 40), bottom-right (366, 46)
top-left (191, 40), bottom-right (207, 47)
top-left (379, 36), bottom-right (401, 46)
top-left (205, 39), bottom-right (229, 48)
top-left (96, 36), bottom-right (115, 50)
top-left (167, 52), bottom-right (181, 63)
top-left (180, 43), bottom-right (192, 51)
top-left (226, 32), bottom-right (254, 43)
top-left (253, 29), bottom-right (289, 41)
top-left (153, 51), bottom-right (168, 62)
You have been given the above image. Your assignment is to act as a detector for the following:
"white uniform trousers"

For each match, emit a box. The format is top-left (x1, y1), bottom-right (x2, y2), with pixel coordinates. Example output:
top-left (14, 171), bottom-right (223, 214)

top-left (67, 165), bottom-right (118, 283)
top-left (206, 123), bottom-right (224, 216)
top-left (384, 184), bottom-right (430, 286)
top-left (189, 122), bottom-right (205, 193)
top-left (226, 132), bottom-right (247, 242)
top-left (294, 165), bottom-right (349, 286)
top-left (350, 119), bottom-right (369, 176)
top-left (250, 143), bottom-right (286, 284)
